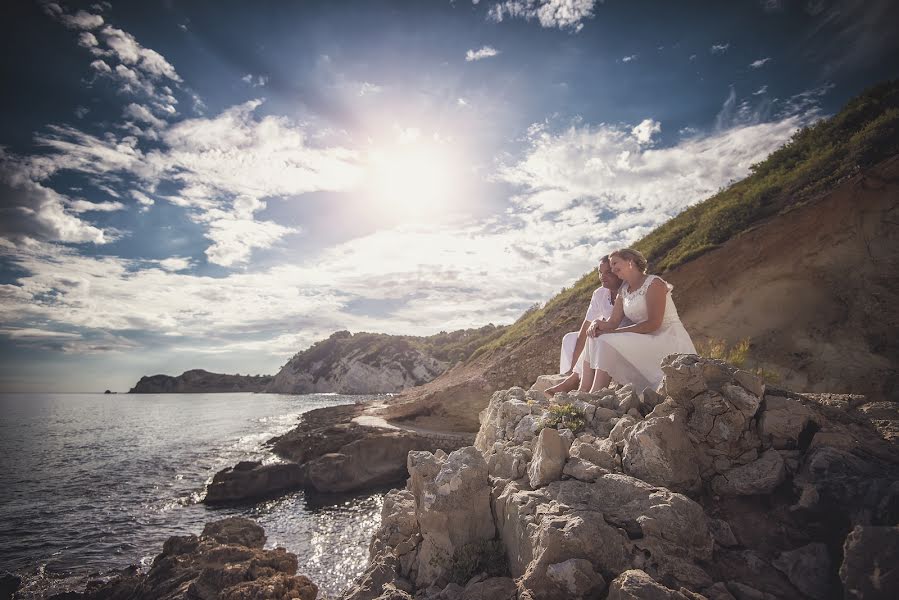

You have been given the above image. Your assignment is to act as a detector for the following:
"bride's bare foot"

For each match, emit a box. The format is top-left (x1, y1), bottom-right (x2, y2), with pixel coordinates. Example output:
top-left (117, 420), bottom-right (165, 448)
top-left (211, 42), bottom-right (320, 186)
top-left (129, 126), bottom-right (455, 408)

top-left (544, 372), bottom-right (580, 399)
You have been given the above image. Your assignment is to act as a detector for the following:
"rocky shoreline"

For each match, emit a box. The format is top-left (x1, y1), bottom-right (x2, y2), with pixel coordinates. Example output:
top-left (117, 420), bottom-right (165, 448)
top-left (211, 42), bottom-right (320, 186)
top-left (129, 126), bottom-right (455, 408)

top-left (203, 403), bottom-right (475, 503)
top-left (337, 354), bottom-right (898, 600)
top-left (9, 518), bottom-right (317, 600)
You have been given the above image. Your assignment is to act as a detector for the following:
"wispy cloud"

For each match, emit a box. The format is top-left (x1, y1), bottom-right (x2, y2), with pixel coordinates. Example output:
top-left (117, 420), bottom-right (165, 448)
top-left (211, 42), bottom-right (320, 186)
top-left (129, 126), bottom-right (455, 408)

top-left (621, 54), bottom-right (638, 63)
top-left (749, 57), bottom-right (772, 68)
top-left (753, 85), bottom-right (768, 95)
top-left (710, 43), bottom-right (730, 54)
top-left (241, 74), bottom-right (269, 87)
top-left (465, 45), bottom-right (500, 61)
top-left (487, 0), bottom-right (597, 32)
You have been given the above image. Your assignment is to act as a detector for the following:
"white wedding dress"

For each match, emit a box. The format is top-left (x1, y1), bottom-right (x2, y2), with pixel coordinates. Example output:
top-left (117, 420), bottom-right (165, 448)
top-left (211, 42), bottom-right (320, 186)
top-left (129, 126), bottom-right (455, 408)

top-left (584, 275), bottom-right (696, 394)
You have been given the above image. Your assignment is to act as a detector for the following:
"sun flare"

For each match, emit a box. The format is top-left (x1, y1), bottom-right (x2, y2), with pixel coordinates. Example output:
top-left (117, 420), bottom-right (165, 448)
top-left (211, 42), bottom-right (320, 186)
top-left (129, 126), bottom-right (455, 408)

top-left (364, 140), bottom-right (461, 223)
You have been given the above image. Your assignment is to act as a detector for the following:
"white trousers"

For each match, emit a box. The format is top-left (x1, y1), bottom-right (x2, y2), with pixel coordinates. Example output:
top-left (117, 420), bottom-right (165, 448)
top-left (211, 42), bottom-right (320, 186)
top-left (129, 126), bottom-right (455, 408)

top-left (559, 331), bottom-right (585, 376)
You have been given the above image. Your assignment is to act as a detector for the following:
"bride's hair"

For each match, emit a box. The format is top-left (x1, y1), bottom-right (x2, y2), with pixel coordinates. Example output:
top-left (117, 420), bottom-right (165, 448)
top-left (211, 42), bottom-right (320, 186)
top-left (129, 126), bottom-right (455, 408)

top-left (609, 248), bottom-right (648, 273)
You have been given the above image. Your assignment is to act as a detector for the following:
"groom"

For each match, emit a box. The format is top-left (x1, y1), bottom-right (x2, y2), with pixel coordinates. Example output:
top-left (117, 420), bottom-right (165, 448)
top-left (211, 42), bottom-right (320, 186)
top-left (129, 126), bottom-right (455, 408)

top-left (546, 255), bottom-right (622, 397)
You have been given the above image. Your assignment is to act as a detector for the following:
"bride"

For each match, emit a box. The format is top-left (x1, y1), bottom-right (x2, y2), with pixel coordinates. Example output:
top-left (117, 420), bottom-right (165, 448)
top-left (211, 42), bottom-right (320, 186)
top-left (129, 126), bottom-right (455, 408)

top-left (580, 248), bottom-right (696, 395)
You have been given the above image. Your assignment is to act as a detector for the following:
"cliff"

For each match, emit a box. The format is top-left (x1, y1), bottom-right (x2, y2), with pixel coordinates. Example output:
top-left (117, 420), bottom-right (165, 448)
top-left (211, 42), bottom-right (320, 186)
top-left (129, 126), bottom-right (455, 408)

top-left (264, 326), bottom-right (505, 395)
top-left (128, 369), bottom-right (273, 393)
top-left (342, 355), bottom-right (899, 600)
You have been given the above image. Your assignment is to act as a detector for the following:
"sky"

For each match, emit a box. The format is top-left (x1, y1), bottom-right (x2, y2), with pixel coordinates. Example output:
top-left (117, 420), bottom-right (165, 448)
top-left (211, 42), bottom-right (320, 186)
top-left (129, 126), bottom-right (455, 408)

top-left (1, 0), bottom-right (897, 393)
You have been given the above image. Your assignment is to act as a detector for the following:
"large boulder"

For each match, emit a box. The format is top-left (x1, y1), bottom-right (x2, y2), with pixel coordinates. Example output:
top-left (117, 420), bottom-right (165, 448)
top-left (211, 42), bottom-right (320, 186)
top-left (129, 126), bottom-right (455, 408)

top-left (407, 447), bottom-right (496, 588)
top-left (528, 427), bottom-right (570, 488)
top-left (621, 410), bottom-right (702, 494)
top-left (203, 461), bottom-right (306, 504)
top-left (711, 449), bottom-right (786, 496)
top-left (607, 569), bottom-right (691, 600)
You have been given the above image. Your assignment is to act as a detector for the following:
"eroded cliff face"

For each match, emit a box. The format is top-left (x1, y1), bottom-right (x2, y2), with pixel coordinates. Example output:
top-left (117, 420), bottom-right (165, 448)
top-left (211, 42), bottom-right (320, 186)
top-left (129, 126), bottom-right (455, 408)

top-left (343, 355), bottom-right (899, 600)
top-left (265, 332), bottom-right (449, 395)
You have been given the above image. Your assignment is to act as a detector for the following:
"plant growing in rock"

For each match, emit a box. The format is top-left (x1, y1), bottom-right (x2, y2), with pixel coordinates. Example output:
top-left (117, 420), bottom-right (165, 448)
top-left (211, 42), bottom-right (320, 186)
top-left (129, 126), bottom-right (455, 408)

top-left (541, 403), bottom-right (587, 433)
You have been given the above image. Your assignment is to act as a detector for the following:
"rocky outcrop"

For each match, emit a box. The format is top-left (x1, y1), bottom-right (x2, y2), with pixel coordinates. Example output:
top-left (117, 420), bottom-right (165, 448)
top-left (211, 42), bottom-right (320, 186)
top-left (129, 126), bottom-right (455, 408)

top-left (203, 404), bottom-right (474, 500)
top-left (266, 327), bottom-right (504, 395)
top-left (49, 517), bottom-right (317, 600)
top-left (128, 369), bottom-right (273, 393)
top-left (343, 354), bottom-right (899, 600)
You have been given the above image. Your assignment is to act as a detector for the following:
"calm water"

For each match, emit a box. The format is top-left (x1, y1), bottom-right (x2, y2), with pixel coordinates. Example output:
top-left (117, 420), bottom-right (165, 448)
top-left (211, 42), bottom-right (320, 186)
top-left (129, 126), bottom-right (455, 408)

top-left (0, 392), bottom-right (386, 599)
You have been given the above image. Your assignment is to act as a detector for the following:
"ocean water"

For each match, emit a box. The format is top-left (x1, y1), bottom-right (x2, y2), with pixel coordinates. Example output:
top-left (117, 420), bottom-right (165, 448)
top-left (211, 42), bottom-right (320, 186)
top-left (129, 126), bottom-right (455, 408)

top-left (0, 392), bottom-right (387, 599)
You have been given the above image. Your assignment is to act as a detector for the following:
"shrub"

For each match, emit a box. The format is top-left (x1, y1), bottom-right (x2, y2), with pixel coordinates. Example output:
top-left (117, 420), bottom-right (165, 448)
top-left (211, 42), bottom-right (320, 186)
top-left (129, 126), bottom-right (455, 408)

top-left (541, 402), bottom-right (587, 433)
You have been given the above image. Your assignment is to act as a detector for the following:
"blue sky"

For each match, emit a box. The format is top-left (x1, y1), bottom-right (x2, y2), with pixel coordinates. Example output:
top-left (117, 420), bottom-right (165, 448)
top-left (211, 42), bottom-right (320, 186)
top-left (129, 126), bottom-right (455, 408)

top-left (1, 0), bottom-right (897, 392)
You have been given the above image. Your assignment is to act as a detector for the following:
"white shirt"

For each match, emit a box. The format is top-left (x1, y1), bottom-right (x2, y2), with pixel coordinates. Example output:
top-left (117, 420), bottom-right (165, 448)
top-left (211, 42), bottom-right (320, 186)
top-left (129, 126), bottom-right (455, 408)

top-left (584, 287), bottom-right (615, 322)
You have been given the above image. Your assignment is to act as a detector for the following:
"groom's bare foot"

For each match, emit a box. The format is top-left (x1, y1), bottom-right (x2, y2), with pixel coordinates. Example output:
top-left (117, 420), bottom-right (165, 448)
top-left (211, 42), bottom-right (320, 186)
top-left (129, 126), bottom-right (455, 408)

top-left (544, 372), bottom-right (580, 399)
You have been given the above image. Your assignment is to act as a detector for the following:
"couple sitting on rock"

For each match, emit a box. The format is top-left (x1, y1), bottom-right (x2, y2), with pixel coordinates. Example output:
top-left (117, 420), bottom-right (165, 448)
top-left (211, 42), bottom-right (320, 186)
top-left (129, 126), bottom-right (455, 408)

top-left (545, 248), bottom-right (697, 398)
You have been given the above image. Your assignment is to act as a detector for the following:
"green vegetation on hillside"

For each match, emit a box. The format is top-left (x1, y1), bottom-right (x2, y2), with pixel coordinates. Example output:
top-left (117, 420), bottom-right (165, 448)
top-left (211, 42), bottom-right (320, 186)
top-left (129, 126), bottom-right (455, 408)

top-left (471, 80), bottom-right (899, 360)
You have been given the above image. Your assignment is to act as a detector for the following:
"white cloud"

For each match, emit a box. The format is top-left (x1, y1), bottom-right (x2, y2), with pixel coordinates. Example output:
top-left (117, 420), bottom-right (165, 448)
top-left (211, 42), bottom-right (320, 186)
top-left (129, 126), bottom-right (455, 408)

top-left (78, 31), bottom-right (99, 48)
top-left (74, 106), bottom-right (90, 119)
top-left (157, 257), bottom-right (192, 272)
top-left (753, 85), bottom-right (768, 95)
top-left (358, 82), bottom-right (383, 96)
top-left (124, 103), bottom-right (167, 130)
top-left (59, 10), bottom-right (104, 30)
top-left (202, 217), bottom-right (299, 267)
top-left (710, 43), bottom-right (730, 54)
top-left (749, 57), bottom-right (772, 68)
top-left (131, 190), bottom-right (155, 207)
top-left (242, 74), bottom-right (269, 87)
top-left (631, 118), bottom-right (661, 144)
top-left (90, 59), bottom-right (112, 73)
top-left (65, 199), bottom-right (126, 213)
top-left (621, 54), bottom-right (638, 63)
top-left (487, 0), bottom-right (597, 32)
top-left (466, 45), bottom-right (500, 61)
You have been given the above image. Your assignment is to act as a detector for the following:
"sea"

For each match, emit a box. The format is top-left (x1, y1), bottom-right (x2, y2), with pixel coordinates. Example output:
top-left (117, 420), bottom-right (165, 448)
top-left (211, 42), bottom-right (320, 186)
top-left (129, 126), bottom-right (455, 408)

top-left (0, 392), bottom-right (388, 599)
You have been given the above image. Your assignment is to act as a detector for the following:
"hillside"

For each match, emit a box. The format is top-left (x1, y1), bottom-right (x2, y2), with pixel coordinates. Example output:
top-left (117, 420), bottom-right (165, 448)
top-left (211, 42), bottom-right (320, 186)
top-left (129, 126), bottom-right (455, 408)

top-left (128, 369), bottom-right (274, 393)
top-left (265, 325), bottom-right (506, 394)
top-left (376, 80), bottom-right (899, 431)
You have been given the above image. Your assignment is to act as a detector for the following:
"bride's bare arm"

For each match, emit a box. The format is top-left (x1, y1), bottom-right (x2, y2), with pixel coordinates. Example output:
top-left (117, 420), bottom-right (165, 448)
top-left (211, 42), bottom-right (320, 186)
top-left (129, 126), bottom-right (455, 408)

top-left (603, 279), bottom-right (668, 335)
top-left (593, 295), bottom-right (625, 334)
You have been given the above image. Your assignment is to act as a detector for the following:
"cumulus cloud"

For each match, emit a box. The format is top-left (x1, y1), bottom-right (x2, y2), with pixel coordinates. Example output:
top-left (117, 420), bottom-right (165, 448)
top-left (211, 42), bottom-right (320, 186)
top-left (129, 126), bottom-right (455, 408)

top-left (466, 45), bottom-right (500, 61)
top-left (241, 74), bottom-right (269, 87)
top-left (749, 57), bottom-right (772, 68)
top-left (65, 199), bottom-right (126, 213)
top-left (621, 54), bottom-right (637, 63)
top-left (487, 0), bottom-right (597, 32)
top-left (358, 82), bottom-right (383, 96)
top-left (710, 43), bottom-right (730, 54)
top-left (631, 118), bottom-right (661, 144)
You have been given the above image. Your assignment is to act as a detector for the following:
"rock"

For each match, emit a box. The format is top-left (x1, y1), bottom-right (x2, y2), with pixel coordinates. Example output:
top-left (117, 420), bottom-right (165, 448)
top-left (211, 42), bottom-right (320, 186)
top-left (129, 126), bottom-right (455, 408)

top-left (607, 569), bottom-right (689, 600)
top-left (562, 457), bottom-right (606, 482)
top-left (63, 517), bottom-right (317, 600)
top-left (368, 489), bottom-right (420, 579)
top-left (341, 554), bottom-right (400, 600)
top-left (459, 577), bottom-right (517, 599)
top-left (772, 543), bottom-right (831, 600)
top-left (662, 354), bottom-right (734, 404)
top-left (371, 584), bottom-right (413, 600)
top-left (306, 430), bottom-right (460, 493)
top-left (129, 369), bottom-right (273, 393)
top-left (609, 415), bottom-right (638, 444)
top-left (0, 572), bottom-right (21, 600)
top-left (711, 449), bottom-right (785, 496)
top-left (707, 518), bottom-right (738, 548)
top-left (545, 558), bottom-right (606, 598)
top-left (622, 412), bottom-right (702, 494)
top-left (569, 438), bottom-right (618, 471)
top-left (407, 447), bottom-right (495, 588)
top-left (703, 582), bottom-right (737, 600)
top-left (203, 461), bottom-right (306, 504)
top-left (733, 371), bottom-right (764, 398)
top-left (839, 525), bottom-right (899, 600)
top-left (757, 395), bottom-right (818, 450)
top-left (485, 441), bottom-right (532, 480)
top-left (527, 428), bottom-right (570, 488)
top-left (726, 581), bottom-right (779, 600)
top-left (476, 390), bottom-right (534, 452)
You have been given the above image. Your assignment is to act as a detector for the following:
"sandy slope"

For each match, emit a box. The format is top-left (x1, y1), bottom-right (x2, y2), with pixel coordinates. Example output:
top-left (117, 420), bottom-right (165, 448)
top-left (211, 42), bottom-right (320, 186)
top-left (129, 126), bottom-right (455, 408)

top-left (376, 155), bottom-right (899, 432)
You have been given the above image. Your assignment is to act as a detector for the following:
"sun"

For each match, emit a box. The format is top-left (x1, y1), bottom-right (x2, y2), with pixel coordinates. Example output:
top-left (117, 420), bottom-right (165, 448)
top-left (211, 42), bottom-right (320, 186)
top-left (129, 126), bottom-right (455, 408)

top-left (364, 139), bottom-right (461, 223)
